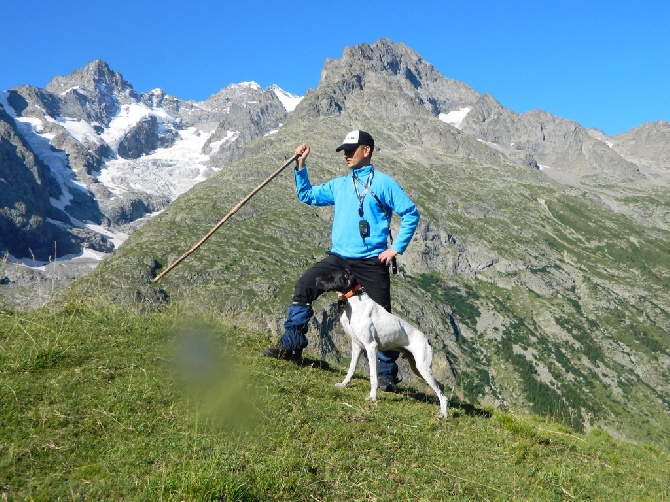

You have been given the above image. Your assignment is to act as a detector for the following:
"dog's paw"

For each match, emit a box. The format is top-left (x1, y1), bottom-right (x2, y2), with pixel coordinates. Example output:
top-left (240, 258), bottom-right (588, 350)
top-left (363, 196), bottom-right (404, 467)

top-left (335, 382), bottom-right (348, 388)
top-left (365, 395), bottom-right (377, 403)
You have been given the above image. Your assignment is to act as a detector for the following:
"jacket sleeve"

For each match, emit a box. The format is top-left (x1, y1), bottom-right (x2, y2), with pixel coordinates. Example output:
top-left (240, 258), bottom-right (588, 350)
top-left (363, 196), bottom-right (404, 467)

top-left (387, 180), bottom-right (420, 254)
top-left (294, 166), bottom-right (335, 206)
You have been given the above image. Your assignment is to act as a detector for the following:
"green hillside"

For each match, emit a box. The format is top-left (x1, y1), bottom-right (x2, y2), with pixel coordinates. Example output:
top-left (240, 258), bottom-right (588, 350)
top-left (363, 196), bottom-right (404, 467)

top-left (66, 111), bottom-right (670, 445)
top-left (1, 304), bottom-right (668, 500)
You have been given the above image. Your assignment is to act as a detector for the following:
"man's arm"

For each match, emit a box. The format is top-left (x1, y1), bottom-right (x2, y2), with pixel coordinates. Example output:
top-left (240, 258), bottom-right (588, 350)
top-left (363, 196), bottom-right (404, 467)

top-left (378, 177), bottom-right (420, 264)
top-left (378, 248), bottom-right (398, 266)
top-left (294, 143), bottom-right (310, 170)
top-left (293, 143), bottom-right (335, 206)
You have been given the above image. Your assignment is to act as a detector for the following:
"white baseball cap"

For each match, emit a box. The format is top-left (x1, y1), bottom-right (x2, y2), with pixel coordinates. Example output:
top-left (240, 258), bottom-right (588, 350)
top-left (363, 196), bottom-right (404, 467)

top-left (335, 130), bottom-right (375, 152)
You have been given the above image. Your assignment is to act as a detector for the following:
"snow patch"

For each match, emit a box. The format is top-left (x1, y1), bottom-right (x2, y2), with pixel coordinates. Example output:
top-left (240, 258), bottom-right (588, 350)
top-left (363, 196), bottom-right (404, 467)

top-left (100, 102), bottom-right (169, 150)
top-left (207, 130), bottom-right (238, 154)
top-left (476, 138), bottom-right (498, 147)
top-left (6, 247), bottom-right (108, 269)
top-left (232, 81), bottom-right (261, 91)
top-left (271, 85), bottom-right (303, 112)
top-left (59, 85), bottom-right (81, 96)
top-left (0, 91), bottom-right (88, 214)
top-left (54, 115), bottom-right (102, 144)
top-left (439, 107), bottom-right (471, 129)
top-left (85, 222), bottom-right (129, 249)
top-left (95, 126), bottom-right (214, 198)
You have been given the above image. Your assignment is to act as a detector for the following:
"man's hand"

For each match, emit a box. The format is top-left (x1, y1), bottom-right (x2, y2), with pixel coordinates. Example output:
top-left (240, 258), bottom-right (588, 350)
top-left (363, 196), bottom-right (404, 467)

top-left (294, 144), bottom-right (310, 170)
top-left (378, 248), bottom-right (398, 267)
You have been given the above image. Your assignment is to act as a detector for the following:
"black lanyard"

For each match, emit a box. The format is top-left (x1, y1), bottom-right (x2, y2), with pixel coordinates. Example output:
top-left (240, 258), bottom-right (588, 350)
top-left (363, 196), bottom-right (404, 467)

top-left (350, 167), bottom-right (397, 272)
top-left (352, 168), bottom-right (374, 217)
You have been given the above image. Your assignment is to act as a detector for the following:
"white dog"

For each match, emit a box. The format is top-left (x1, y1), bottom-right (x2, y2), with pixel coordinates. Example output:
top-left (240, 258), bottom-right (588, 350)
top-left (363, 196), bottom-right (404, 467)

top-left (316, 270), bottom-right (449, 418)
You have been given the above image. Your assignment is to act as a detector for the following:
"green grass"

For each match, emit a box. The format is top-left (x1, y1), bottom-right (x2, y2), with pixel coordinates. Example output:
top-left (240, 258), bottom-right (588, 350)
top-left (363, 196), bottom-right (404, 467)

top-left (1, 303), bottom-right (669, 501)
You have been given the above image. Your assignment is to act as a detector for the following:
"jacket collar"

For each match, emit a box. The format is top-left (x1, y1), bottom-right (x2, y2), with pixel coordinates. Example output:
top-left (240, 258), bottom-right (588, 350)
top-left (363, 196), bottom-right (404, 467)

top-left (351, 164), bottom-right (373, 178)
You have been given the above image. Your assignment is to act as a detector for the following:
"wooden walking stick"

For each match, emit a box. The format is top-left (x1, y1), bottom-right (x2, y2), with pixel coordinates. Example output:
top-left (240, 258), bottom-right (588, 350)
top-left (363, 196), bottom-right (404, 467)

top-left (153, 154), bottom-right (298, 283)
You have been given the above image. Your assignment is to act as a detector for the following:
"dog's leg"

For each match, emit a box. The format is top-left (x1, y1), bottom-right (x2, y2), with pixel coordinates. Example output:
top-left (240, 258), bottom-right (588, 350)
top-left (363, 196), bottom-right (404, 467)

top-left (365, 341), bottom-right (378, 403)
top-left (402, 349), bottom-right (422, 380)
top-left (409, 339), bottom-right (449, 419)
top-left (336, 340), bottom-right (362, 388)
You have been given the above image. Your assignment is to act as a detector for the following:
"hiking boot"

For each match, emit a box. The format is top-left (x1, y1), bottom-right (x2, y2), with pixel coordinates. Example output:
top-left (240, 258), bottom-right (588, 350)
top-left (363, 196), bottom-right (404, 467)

top-left (378, 373), bottom-right (402, 392)
top-left (378, 380), bottom-right (399, 393)
top-left (263, 346), bottom-right (303, 361)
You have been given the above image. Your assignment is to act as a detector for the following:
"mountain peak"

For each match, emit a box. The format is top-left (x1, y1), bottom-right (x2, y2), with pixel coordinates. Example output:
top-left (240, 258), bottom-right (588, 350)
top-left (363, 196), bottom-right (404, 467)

top-left (294, 39), bottom-right (480, 122)
top-left (46, 59), bottom-right (137, 99)
top-left (230, 81), bottom-right (261, 91)
top-left (339, 38), bottom-right (420, 66)
top-left (321, 39), bottom-right (427, 84)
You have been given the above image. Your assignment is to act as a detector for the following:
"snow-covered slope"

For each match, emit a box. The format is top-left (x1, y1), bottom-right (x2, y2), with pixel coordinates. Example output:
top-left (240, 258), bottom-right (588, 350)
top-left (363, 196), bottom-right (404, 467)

top-left (0, 60), bottom-right (303, 267)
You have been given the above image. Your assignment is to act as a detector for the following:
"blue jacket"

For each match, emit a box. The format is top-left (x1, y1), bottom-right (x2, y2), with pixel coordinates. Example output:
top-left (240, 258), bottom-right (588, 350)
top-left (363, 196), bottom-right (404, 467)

top-left (294, 164), bottom-right (420, 259)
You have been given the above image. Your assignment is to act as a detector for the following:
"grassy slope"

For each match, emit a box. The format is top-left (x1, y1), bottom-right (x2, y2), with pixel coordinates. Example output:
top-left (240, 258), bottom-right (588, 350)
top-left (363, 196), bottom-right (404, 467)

top-left (1, 304), bottom-right (668, 501)
top-left (61, 116), bottom-right (670, 445)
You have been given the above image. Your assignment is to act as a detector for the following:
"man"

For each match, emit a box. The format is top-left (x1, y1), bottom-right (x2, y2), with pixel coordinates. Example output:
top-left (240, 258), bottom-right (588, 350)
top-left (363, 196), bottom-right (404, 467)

top-left (263, 130), bottom-right (420, 391)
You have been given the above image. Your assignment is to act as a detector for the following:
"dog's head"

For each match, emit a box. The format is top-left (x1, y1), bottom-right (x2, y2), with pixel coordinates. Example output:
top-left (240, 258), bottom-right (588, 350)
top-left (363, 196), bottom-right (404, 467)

top-left (315, 269), bottom-right (357, 293)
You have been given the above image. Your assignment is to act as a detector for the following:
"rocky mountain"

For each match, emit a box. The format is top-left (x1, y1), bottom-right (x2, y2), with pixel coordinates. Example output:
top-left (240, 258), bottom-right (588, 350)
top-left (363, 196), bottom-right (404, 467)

top-left (0, 60), bottom-right (297, 263)
top-left (2, 39), bottom-right (669, 445)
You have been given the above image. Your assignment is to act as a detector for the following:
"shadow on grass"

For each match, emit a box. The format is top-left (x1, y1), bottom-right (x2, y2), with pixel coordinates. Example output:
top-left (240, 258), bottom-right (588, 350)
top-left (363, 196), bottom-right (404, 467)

top-left (293, 356), bottom-right (334, 372)
top-left (402, 387), bottom-right (493, 418)
top-left (286, 355), bottom-right (493, 419)
top-left (448, 399), bottom-right (493, 418)
top-left (261, 351), bottom-right (337, 372)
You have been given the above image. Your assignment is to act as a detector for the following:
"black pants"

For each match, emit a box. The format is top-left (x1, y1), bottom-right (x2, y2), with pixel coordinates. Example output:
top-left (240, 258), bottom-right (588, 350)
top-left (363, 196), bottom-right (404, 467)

top-left (293, 253), bottom-right (391, 311)
top-left (287, 253), bottom-right (399, 380)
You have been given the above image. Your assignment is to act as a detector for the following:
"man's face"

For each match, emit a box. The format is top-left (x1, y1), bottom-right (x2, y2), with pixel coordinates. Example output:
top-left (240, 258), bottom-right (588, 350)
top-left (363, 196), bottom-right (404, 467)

top-left (342, 145), bottom-right (371, 169)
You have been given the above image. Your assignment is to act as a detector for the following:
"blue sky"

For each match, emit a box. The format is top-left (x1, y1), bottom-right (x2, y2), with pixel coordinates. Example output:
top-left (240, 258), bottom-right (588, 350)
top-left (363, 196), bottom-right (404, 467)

top-left (2, 0), bottom-right (668, 136)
